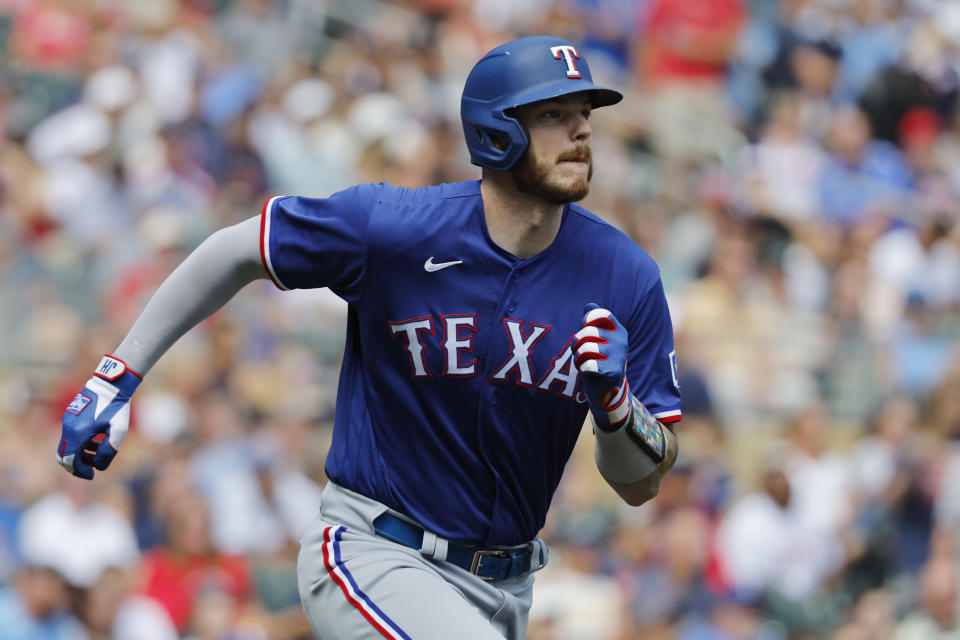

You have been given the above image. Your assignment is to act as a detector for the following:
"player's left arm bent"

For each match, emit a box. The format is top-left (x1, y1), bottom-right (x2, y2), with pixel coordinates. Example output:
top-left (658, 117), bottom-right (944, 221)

top-left (574, 304), bottom-right (679, 506)
top-left (594, 401), bottom-right (679, 506)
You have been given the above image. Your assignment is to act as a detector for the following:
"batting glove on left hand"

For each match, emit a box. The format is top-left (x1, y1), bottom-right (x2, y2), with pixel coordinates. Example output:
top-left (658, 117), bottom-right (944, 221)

top-left (574, 303), bottom-right (631, 429)
top-left (57, 355), bottom-right (141, 480)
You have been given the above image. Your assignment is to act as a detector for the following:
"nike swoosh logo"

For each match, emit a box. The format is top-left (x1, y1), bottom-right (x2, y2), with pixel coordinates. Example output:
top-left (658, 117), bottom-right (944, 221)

top-left (424, 257), bottom-right (463, 272)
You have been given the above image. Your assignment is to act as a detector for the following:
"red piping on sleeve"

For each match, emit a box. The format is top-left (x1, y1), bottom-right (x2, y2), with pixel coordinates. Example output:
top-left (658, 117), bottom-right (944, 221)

top-left (259, 197), bottom-right (285, 290)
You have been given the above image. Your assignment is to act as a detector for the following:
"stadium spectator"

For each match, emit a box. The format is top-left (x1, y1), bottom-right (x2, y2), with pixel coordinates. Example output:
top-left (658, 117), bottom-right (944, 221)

top-left (715, 464), bottom-right (801, 599)
top-left (79, 567), bottom-right (177, 640)
top-left (139, 490), bottom-right (254, 635)
top-left (17, 477), bottom-right (140, 589)
top-left (740, 91), bottom-right (827, 223)
top-left (0, 565), bottom-right (86, 640)
top-left (818, 104), bottom-right (912, 227)
top-left (633, 0), bottom-right (747, 162)
top-left (895, 557), bottom-right (960, 639)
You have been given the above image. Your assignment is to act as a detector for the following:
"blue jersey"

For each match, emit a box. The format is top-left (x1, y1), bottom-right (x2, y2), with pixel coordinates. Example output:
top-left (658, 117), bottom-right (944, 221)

top-left (260, 180), bottom-right (681, 545)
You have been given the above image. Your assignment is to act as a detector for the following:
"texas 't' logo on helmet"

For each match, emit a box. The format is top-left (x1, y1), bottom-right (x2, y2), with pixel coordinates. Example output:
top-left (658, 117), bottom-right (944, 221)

top-left (550, 45), bottom-right (581, 78)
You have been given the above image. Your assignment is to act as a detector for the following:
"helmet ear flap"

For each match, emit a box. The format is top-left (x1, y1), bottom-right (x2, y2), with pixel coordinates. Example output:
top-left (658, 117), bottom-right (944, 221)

top-left (461, 111), bottom-right (529, 170)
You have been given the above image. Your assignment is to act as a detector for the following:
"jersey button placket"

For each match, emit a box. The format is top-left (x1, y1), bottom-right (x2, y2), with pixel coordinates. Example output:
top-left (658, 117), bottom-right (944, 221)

top-left (507, 302), bottom-right (517, 313)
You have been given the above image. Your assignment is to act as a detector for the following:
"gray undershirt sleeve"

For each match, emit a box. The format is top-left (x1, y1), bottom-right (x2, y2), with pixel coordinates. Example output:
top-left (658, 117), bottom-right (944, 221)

top-left (593, 418), bottom-right (660, 484)
top-left (113, 216), bottom-right (268, 374)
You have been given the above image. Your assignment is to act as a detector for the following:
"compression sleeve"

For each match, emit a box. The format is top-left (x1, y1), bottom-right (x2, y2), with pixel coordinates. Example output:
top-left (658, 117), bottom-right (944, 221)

top-left (113, 216), bottom-right (267, 374)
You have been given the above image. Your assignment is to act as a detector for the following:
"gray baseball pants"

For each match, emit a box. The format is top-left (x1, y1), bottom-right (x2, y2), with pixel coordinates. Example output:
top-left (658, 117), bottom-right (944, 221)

top-left (297, 482), bottom-right (545, 639)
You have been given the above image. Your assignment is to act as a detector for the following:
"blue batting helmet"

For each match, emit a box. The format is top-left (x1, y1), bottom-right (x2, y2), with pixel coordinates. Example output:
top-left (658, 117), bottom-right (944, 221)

top-left (461, 35), bottom-right (623, 171)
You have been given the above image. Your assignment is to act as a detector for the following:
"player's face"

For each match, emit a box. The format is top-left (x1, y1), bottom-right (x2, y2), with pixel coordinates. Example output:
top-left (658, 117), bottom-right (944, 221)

top-left (512, 94), bottom-right (593, 204)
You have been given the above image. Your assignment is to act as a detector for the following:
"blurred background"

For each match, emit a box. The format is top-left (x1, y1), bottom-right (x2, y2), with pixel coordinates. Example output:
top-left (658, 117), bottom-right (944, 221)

top-left (1, 0), bottom-right (960, 638)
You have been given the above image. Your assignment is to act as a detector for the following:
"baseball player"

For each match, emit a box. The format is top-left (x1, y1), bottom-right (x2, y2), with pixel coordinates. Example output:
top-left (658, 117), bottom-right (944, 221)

top-left (57, 36), bottom-right (682, 639)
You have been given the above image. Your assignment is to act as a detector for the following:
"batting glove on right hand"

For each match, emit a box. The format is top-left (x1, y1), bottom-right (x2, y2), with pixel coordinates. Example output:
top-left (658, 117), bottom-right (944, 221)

top-left (57, 355), bottom-right (141, 480)
top-left (573, 304), bottom-right (631, 429)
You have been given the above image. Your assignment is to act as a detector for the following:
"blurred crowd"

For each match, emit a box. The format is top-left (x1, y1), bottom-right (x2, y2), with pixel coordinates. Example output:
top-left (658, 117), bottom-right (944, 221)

top-left (1, 0), bottom-right (960, 638)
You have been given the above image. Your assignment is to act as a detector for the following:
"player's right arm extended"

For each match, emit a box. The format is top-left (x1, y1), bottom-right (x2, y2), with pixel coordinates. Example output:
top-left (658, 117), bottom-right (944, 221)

top-left (57, 216), bottom-right (266, 479)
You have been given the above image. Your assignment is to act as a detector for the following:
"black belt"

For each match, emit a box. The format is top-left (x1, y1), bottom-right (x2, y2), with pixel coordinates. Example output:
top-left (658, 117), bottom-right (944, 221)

top-left (372, 512), bottom-right (542, 581)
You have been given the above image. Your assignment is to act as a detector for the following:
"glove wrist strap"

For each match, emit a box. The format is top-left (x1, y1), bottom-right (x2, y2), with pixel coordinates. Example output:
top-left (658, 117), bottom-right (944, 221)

top-left (93, 354), bottom-right (142, 395)
top-left (590, 380), bottom-right (631, 431)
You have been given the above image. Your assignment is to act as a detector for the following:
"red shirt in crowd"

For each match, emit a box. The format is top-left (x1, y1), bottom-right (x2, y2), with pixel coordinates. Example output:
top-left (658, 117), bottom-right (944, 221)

top-left (140, 547), bottom-right (253, 632)
top-left (12, 1), bottom-right (92, 73)
top-left (638, 0), bottom-right (746, 84)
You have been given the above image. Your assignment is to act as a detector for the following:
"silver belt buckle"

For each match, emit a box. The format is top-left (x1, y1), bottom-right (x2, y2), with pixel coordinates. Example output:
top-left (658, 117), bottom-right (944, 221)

top-left (469, 549), bottom-right (510, 579)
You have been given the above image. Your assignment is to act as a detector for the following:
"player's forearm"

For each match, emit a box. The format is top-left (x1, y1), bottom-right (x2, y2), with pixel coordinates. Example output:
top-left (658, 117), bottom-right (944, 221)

top-left (593, 397), bottom-right (679, 507)
top-left (602, 426), bottom-right (678, 506)
top-left (113, 216), bottom-right (267, 374)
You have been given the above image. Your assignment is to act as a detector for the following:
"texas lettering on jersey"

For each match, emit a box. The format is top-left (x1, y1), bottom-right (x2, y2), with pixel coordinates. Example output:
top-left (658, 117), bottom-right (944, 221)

top-left (261, 181), bottom-right (682, 545)
top-left (389, 315), bottom-right (580, 399)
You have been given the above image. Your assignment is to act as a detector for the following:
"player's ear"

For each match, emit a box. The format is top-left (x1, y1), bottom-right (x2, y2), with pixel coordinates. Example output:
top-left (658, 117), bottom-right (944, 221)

top-left (488, 132), bottom-right (508, 151)
top-left (472, 127), bottom-right (508, 151)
